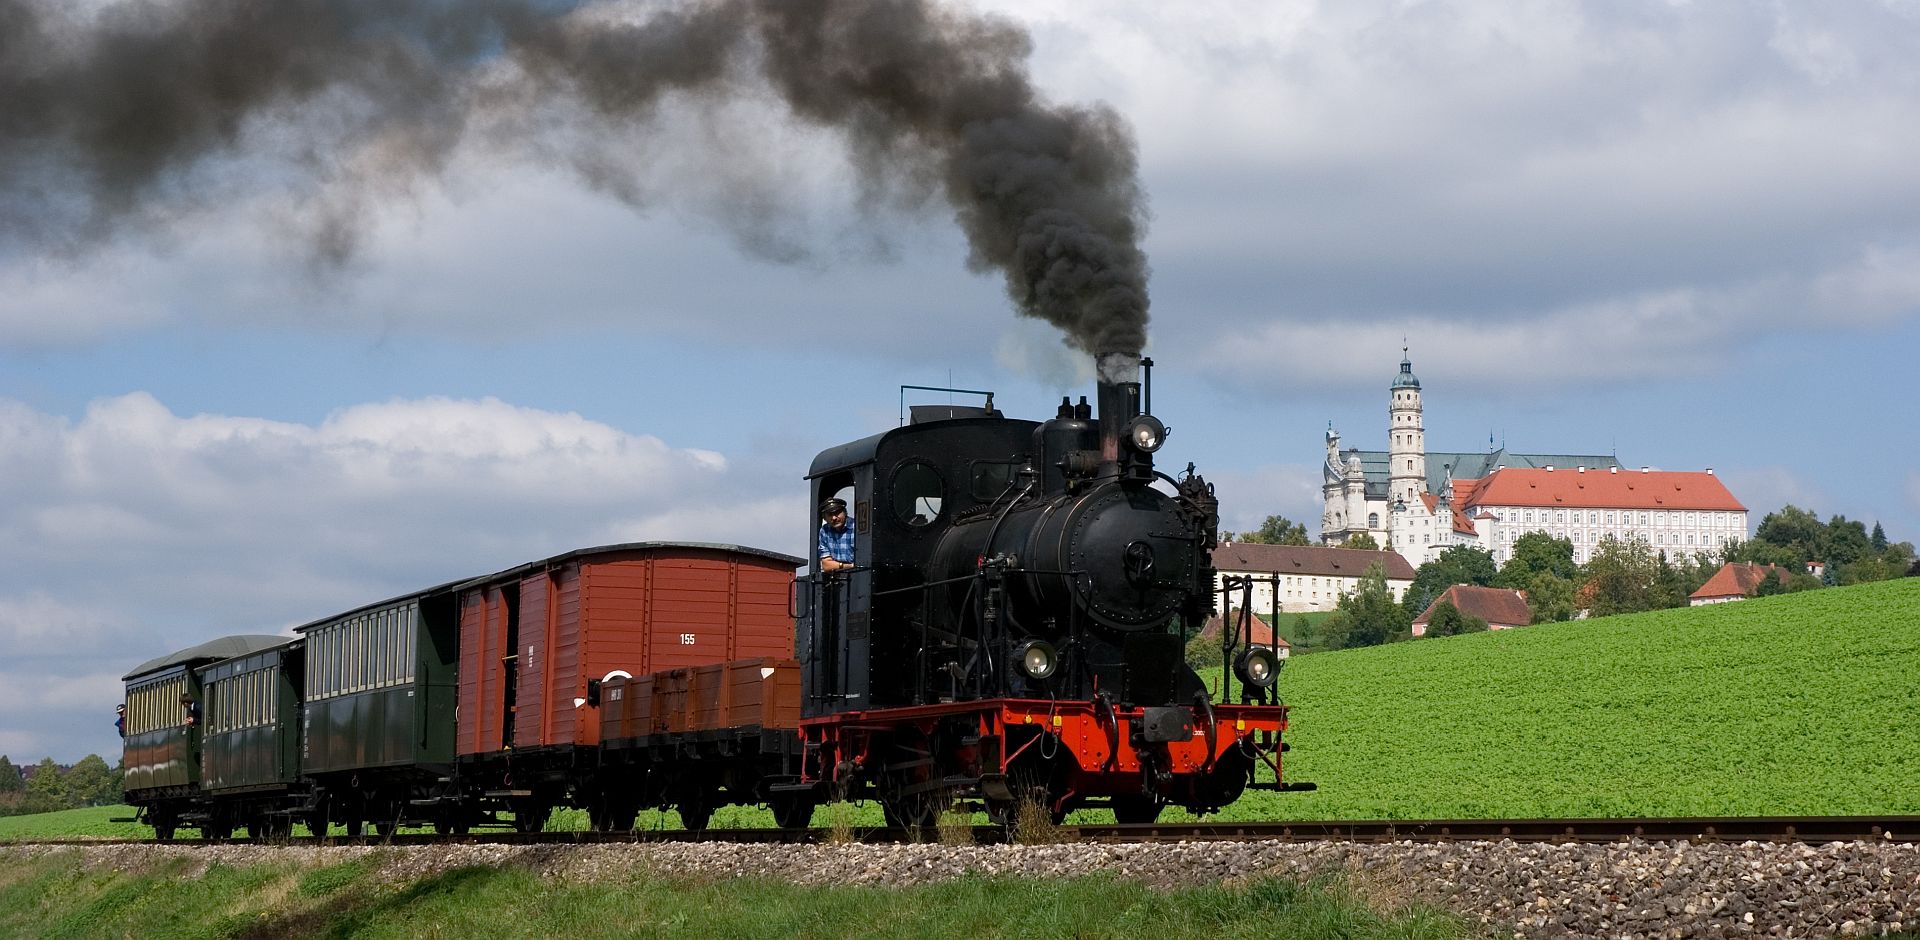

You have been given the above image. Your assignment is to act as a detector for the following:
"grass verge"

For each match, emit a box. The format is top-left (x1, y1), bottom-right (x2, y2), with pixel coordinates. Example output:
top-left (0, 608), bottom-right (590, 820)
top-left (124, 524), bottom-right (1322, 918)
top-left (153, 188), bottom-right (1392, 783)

top-left (0, 850), bottom-right (1468, 940)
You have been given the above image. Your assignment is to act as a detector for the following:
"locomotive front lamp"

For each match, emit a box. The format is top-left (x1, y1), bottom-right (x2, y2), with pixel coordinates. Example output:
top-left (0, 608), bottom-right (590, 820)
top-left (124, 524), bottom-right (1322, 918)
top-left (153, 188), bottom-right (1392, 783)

top-left (1235, 646), bottom-right (1281, 689)
top-left (1125, 415), bottom-right (1167, 453)
top-left (1014, 639), bottom-right (1058, 680)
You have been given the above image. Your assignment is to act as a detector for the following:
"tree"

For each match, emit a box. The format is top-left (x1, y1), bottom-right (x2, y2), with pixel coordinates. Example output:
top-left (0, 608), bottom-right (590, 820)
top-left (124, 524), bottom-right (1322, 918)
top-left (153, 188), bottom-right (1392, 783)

top-left (1344, 532), bottom-right (1380, 551)
top-left (1422, 600), bottom-right (1487, 637)
top-left (23, 758), bottom-right (64, 814)
top-left (1824, 515), bottom-right (1872, 569)
top-left (1755, 505), bottom-right (1825, 559)
top-left (1581, 535), bottom-right (1660, 618)
top-left (0, 756), bottom-right (20, 794)
top-left (63, 755), bottom-right (116, 807)
top-left (1233, 515), bottom-right (1311, 545)
top-left (1493, 533), bottom-right (1576, 589)
top-left (1324, 562), bottom-right (1410, 649)
top-left (1525, 572), bottom-right (1577, 624)
top-left (1871, 522), bottom-right (1890, 553)
top-left (1403, 546), bottom-right (1496, 618)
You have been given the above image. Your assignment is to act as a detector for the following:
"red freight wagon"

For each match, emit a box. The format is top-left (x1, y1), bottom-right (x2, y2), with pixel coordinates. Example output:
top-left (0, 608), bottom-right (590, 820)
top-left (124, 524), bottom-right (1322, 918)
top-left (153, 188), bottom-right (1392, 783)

top-left (596, 658), bottom-right (808, 831)
top-left (455, 542), bottom-right (802, 757)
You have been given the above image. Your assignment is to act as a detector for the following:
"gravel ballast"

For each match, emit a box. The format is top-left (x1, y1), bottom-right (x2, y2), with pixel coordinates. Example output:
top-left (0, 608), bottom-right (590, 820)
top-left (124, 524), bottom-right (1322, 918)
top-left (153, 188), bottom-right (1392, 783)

top-left (6, 838), bottom-right (1916, 938)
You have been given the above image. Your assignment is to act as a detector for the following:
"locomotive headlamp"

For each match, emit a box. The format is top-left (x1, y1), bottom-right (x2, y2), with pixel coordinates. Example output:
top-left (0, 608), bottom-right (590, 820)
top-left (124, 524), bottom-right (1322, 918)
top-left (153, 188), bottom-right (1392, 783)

top-left (1235, 646), bottom-right (1282, 689)
top-left (1014, 639), bottom-right (1058, 680)
top-left (1125, 415), bottom-right (1167, 453)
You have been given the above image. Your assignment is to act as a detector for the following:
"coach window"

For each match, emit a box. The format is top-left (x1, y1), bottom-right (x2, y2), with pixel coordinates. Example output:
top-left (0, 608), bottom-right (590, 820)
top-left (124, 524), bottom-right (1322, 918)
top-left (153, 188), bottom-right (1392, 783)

top-left (890, 461), bottom-right (945, 527)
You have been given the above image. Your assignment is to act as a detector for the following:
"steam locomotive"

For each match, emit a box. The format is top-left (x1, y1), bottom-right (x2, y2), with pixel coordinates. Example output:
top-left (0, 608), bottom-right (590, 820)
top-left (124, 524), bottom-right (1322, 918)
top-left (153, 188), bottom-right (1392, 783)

top-left (788, 353), bottom-right (1301, 826)
top-left (120, 354), bottom-right (1303, 837)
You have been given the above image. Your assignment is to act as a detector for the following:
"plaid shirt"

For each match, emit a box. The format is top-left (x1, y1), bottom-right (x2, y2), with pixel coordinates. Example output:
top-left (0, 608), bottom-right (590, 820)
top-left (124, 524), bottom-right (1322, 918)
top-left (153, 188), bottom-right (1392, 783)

top-left (818, 519), bottom-right (856, 565)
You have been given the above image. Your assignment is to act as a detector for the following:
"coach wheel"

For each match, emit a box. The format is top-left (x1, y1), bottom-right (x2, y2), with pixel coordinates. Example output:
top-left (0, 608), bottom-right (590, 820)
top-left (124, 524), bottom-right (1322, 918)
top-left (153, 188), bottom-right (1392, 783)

top-left (434, 812), bottom-right (469, 836)
top-left (307, 803), bottom-right (331, 839)
top-left (769, 792), bottom-right (820, 830)
top-left (512, 799), bottom-right (551, 834)
top-left (1111, 795), bottom-right (1164, 825)
top-left (592, 798), bottom-right (636, 833)
top-left (151, 813), bottom-right (176, 843)
top-left (344, 818), bottom-right (363, 838)
top-left (677, 796), bottom-right (713, 833)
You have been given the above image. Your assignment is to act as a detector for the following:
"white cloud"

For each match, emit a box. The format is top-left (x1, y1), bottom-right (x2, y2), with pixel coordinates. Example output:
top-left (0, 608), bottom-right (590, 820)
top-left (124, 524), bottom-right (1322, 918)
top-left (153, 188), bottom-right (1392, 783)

top-left (1206, 463), bottom-right (1325, 538)
top-left (0, 391), bottom-right (799, 762)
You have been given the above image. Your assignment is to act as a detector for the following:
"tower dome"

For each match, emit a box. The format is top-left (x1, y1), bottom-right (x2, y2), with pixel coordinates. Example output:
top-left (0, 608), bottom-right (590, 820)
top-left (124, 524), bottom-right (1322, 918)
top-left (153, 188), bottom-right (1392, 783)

top-left (1391, 349), bottom-right (1420, 389)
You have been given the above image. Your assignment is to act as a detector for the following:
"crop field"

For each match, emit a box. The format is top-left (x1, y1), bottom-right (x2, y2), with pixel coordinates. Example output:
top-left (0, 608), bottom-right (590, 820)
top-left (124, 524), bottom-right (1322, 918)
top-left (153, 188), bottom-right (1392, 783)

top-left (1221, 577), bottom-right (1920, 821)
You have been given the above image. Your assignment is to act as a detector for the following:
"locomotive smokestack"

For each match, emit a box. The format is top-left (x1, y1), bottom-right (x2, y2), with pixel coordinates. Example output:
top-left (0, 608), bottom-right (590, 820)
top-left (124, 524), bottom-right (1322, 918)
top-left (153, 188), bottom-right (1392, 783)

top-left (1095, 352), bottom-right (1140, 465)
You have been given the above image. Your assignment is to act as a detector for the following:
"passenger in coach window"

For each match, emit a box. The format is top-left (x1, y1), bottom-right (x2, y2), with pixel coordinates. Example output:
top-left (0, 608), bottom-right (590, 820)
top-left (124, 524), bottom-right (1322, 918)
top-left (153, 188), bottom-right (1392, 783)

top-left (818, 497), bottom-right (856, 573)
top-left (181, 693), bottom-right (198, 727)
top-left (115, 704), bottom-right (125, 738)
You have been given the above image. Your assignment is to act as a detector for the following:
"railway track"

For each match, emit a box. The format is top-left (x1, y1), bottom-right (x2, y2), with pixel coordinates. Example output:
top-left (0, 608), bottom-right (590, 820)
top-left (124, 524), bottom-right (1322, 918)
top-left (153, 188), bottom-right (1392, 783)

top-left (16, 815), bottom-right (1918, 848)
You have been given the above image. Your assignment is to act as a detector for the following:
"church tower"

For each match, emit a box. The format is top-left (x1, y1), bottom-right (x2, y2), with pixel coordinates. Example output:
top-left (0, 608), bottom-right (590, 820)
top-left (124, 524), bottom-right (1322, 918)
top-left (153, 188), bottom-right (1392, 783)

top-left (1387, 348), bottom-right (1426, 506)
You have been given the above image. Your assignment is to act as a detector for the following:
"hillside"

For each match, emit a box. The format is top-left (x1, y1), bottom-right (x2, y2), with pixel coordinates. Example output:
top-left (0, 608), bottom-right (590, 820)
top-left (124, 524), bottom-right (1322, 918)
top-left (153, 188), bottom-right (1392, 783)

top-left (1241, 577), bottom-right (1920, 820)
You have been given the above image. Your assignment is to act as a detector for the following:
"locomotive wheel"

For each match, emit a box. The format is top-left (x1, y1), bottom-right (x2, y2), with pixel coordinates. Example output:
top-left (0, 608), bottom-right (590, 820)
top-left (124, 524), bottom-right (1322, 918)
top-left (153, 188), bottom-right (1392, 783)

top-left (1111, 795), bottom-right (1165, 825)
top-left (880, 732), bottom-right (945, 835)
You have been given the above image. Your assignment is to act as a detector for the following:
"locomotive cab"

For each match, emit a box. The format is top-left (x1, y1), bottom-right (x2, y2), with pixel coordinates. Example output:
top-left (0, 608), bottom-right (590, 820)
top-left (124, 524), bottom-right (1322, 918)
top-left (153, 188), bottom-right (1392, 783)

top-left (797, 395), bottom-right (1040, 717)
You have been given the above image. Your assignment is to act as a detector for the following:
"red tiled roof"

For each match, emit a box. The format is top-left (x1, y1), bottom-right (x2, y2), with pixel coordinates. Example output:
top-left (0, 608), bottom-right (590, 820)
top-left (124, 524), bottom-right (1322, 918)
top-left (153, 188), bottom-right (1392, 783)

top-left (1213, 542), bottom-right (1417, 580)
top-left (1462, 467), bottom-right (1745, 512)
top-left (1411, 585), bottom-right (1532, 628)
top-left (1690, 562), bottom-right (1790, 600)
top-left (1199, 609), bottom-right (1291, 648)
top-left (1416, 491), bottom-right (1480, 536)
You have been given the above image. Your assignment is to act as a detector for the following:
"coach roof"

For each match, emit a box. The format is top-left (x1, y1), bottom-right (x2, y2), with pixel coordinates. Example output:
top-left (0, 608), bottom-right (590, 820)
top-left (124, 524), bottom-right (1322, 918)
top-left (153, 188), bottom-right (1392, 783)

top-left (292, 542), bottom-right (807, 634)
top-left (124, 634), bottom-right (292, 680)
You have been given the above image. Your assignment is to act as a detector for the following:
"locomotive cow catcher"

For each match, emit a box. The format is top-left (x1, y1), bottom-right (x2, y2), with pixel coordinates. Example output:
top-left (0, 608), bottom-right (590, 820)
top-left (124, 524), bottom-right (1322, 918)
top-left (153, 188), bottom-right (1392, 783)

top-left (783, 353), bottom-right (1307, 827)
top-left (119, 354), bottom-right (1306, 839)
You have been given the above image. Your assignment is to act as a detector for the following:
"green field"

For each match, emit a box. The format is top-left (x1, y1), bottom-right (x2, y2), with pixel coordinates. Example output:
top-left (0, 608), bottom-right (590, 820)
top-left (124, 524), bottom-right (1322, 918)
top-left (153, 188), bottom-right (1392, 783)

top-left (0, 850), bottom-right (1465, 940)
top-left (15, 579), bottom-right (1916, 840)
top-left (1235, 576), bottom-right (1920, 820)
top-left (0, 805), bottom-right (145, 841)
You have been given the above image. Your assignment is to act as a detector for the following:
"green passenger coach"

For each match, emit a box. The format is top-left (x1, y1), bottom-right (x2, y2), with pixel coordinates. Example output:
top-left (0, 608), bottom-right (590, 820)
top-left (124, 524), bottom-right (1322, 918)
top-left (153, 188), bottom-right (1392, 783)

top-left (122, 634), bottom-right (289, 840)
top-left (295, 584), bottom-right (462, 835)
top-left (197, 638), bottom-right (304, 837)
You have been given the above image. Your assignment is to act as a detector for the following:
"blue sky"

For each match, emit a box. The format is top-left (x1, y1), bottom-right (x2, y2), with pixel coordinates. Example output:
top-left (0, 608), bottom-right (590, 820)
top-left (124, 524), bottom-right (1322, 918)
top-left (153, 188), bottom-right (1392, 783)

top-left (3, 0), bottom-right (1919, 764)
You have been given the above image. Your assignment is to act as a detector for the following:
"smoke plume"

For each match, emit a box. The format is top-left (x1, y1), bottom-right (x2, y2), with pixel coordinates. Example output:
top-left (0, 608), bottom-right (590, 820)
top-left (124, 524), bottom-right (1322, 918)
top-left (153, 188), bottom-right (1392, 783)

top-left (0, 0), bottom-right (1150, 354)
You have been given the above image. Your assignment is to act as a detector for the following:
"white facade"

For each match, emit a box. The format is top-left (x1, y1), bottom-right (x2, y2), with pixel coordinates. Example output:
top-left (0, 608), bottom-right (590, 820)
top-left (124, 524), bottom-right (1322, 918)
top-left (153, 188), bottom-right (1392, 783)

top-left (1472, 489), bottom-right (1749, 566)
top-left (1321, 353), bottom-right (1745, 569)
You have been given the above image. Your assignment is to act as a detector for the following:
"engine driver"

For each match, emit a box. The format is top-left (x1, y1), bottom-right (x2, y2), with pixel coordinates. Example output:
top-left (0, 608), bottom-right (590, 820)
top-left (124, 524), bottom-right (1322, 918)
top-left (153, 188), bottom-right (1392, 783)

top-left (818, 497), bottom-right (855, 573)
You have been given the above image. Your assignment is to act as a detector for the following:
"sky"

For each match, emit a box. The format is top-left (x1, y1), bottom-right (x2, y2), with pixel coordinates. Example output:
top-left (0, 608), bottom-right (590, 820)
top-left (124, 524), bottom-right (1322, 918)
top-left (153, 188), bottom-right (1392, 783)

top-left (3, 0), bottom-right (1919, 765)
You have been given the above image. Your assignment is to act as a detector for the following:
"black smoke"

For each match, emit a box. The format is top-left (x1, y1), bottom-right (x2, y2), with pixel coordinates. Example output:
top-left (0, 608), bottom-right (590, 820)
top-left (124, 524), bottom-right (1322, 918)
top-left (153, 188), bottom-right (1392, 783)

top-left (0, 0), bottom-right (1149, 354)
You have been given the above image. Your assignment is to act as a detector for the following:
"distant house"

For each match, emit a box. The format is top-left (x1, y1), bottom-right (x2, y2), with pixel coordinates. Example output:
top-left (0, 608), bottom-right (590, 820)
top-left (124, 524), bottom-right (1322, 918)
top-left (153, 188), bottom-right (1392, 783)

top-left (1411, 584), bottom-right (1532, 636)
top-left (1212, 542), bottom-right (1417, 613)
top-left (1689, 562), bottom-right (1792, 605)
top-left (1199, 608), bottom-right (1293, 656)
